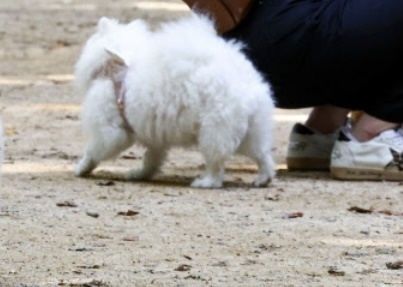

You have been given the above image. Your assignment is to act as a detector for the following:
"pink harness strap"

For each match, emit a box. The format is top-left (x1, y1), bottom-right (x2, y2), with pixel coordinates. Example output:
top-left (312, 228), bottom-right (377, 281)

top-left (115, 80), bottom-right (125, 111)
top-left (91, 64), bottom-right (133, 132)
top-left (113, 80), bottom-right (133, 133)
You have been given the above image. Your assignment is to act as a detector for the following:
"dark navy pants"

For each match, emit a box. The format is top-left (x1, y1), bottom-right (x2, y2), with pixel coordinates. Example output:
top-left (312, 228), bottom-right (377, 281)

top-left (226, 0), bottom-right (403, 122)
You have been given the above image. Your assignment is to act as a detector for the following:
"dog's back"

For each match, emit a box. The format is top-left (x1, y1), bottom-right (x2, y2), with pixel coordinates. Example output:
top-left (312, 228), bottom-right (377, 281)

top-left (123, 14), bottom-right (273, 148)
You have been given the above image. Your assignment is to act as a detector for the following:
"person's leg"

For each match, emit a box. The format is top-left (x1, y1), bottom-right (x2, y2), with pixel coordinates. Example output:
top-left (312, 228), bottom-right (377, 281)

top-left (351, 113), bottom-right (399, 142)
top-left (305, 106), bottom-right (350, 134)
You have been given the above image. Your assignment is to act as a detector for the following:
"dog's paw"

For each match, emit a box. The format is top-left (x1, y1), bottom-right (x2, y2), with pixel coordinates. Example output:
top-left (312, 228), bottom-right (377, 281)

top-left (191, 177), bottom-right (223, 189)
top-left (252, 176), bottom-right (272, 188)
top-left (74, 157), bottom-right (97, 177)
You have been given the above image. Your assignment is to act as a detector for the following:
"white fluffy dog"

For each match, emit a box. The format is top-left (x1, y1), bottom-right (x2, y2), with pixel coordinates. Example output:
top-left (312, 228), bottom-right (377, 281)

top-left (74, 14), bottom-right (276, 188)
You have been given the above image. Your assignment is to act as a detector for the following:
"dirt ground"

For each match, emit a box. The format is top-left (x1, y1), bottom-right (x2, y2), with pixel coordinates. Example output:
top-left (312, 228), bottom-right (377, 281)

top-left (1, 1), bottom-right (403, 286)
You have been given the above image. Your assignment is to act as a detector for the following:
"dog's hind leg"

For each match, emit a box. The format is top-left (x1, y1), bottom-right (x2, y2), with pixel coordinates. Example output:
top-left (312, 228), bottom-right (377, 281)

top-left (74, 152), bottom-right (98, 177)
top-left (238, 121), bottom-right (276, 187)
top-left (191, 124), bottom-right (240, 188)
top-left (75, 128), bottom-right (134, 177)
top-left (127, 147), bottom-right (167, 181)
top-left (252, 153), bottom-right (276, 187)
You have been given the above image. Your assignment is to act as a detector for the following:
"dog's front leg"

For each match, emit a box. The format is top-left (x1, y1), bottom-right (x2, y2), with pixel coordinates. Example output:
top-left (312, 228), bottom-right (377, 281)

top-left (127, 148), bottom-right (166, 181)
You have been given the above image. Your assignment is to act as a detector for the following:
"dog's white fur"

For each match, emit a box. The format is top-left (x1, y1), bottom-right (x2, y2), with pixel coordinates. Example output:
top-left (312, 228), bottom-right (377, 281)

top-left (74, 14), bottom-right (276, 188)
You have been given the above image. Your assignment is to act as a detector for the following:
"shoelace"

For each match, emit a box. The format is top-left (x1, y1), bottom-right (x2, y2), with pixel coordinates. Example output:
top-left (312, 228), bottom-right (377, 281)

top-left (385, 125), bottom-right (403, 148)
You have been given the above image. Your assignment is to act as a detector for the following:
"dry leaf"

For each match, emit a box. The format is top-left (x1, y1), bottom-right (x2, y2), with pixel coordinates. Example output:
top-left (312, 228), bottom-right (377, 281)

top-left (122, 235), bottom-right (140, 242)
top-left (285, 212), bottom-right (303, 219)
top-left (59, 278), bottom-right (107, 286)
top-left (68, 247), bottom-right (93, 252)
top-left (117, 210), bottom-right (139, 216)
top-left (96, 181), bottom-right (115, 187)
top-left (265, 194), bottom-right (280, 201)
top-left (378, 210), bottom-right (403, 216)
top-left (121, 155), bottom-right (140, 160)
top-left (328, 266), bottom-right (345, 276)
top-left (348, 206), bottom-right (403, 216)
top-left (175, 264), bottom-right (191, 271)
top-left (347, 206), bottom-right (373, 214)
top-left (183, 255), bottom-right (192, 260)
top-left (56, 201), bottom-right (77, 207)
top-left (77, 265), bottom-right (101, 269)
top-left (386, 260), bottom-right (403, 270)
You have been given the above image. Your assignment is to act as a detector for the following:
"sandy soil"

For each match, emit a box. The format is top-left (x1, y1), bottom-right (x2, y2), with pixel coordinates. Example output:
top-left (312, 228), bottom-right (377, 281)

top-left (1, 1), bottom-right (403, 286)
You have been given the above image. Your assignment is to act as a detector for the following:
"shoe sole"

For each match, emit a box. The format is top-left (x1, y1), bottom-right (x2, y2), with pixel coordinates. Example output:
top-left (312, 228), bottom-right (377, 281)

top-left (287, 157), bottom-right (330, 171)
top-left (331, 166), bottom-right (403, 181)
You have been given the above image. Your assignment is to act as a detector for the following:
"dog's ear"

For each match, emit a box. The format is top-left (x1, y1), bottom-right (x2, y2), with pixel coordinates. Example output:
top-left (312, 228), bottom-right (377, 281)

top-left (97, 17), bottom-right (116, 34)
top-left (105, 48), bottom-right (128, 67)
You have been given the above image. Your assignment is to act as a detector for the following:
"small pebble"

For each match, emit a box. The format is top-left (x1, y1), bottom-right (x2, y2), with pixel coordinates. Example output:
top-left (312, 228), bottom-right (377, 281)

top-left (86, 211), bottom-right (99, 218)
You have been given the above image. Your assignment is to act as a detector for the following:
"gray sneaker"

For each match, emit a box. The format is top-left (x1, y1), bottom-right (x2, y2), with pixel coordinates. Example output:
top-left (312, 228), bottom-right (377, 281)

top-left (286, 123), bottom-right (339, 170)
top-left (331, 128), bottom-right (403, 180)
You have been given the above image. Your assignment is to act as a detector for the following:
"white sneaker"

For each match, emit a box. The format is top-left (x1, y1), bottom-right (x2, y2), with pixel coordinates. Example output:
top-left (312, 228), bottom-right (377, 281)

top-left (331, 128), bottom-right (403, 180)
top-left (286, 123), bottom-right (339, 170)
